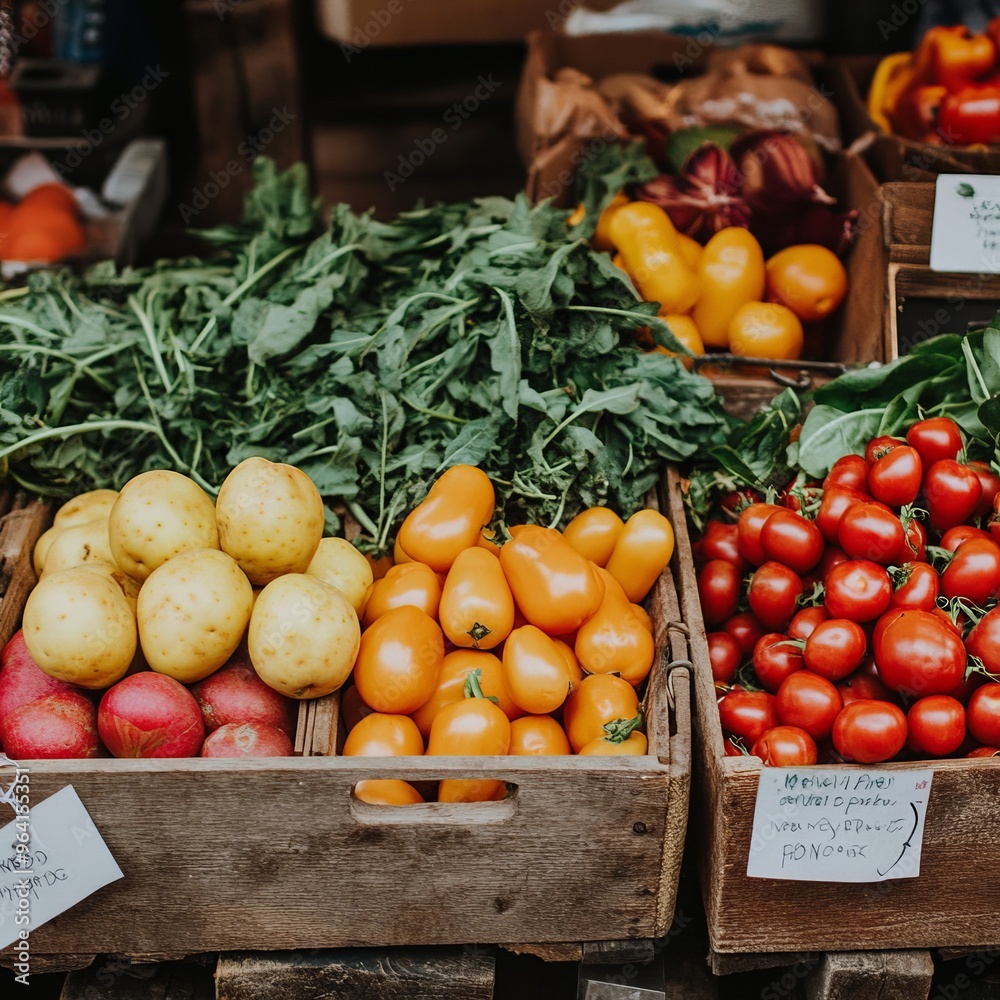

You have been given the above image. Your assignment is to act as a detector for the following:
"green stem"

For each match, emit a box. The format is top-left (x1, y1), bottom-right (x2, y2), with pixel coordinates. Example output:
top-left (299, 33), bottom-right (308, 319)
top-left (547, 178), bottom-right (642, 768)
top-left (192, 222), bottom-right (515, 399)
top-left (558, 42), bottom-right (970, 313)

top-left (0, 313), bottom-right (60, 341)
top-left (401, 397), bottom-right (469, 424)
top-left (128, 294), bottom-right (171, 392)
top-left (346, 500), bottom-right (379, 538)
top-left (222, 245), bottom-right (302, 307)
top-left (463, 668), bottom-right (498, 704)
top-left (601, 711), bottom-right (644, 744)
top-left (296, 243), bottom-right (363, 282)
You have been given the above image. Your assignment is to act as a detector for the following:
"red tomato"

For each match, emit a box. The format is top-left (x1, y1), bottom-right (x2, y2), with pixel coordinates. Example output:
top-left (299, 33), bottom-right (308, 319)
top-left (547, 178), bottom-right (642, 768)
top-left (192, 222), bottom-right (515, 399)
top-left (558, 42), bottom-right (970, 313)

top-left (873, 609), bottom-right (967, 697)
top-left (865, 435), bottom-right (905, 465)
top-left (753, 632), bottom-right (804, 693)
top-left (867, 445), bottom-right (922, 507)
top-left (747, 562), bottom-right (803, 631)
top-left (968, 460), bottom-right (1000, 519)
top-left (788, 605), bottom-right (829, 640)
top-left (719, 487), bottom-right (763, 515)
top-left (723, 612), bottom-right (766, 656)
top-left (906, 695), bottom-right (966, 757)
top-left (838, 502), bottom-right (905, 566)
top-left (941, 537), bottom-right (1000, 605)
top-left (897, 515), bottom-right (927, 563)
top-left (944, 671), bottom-right (984, 705)
top-left (939, 525), bottom-right (992, 552)
top-left (759, 509), bottom-right (824, 575)
top-left (776, 670), bottom-right (843, 740)
top-left (837, 672), bottom-right (897, 705)
top-left (815, 487), bottom-right (869, 545)
top-left (905, 416), bottom-right (962, 466)
top-left (923, 459), bottom-right (982, 534)
top-left (832, 700), bottom-right (908, 763)
top-left (723, 736), bottom-right (747, 756)
top-left (782, 483), bottom-right (823, 514)
top-left (737, 503), bottom-right (783, 566)
top-left (697, 559), bottom-right (742, 626)
top-left (967, 746), bottom-right (1000, 758)
top-left (824, 454), bottom-right (868, 492)
top-left (967, 683), bottom-right (1000, 746)
top-left (708, 631), bottom-right (743, 684)
top-left (889, 562), bottom-right (939, 611)
top-left (824, 560), bottom-right (891, 622)
top-left (698, 520), bottom-right (750, 573)
top-left (965, 607), bottom-right (1000, 673)
top-left (718, 688), bottom-right (779, 744)
top-left (751, 725), bottom-right (817, 766)
top-left (803, 619), bottom-right (867, 681)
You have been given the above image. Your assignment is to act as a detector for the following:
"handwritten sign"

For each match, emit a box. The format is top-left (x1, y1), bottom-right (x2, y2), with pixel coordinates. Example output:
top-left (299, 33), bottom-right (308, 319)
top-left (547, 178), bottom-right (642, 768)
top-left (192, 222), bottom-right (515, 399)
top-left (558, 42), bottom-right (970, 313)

top-left (930, 174), bottom-right (1000, 273)
top-left (747, 768), bottom-right (933, 883)
top-left (0, 785), bottom-right (123, 948)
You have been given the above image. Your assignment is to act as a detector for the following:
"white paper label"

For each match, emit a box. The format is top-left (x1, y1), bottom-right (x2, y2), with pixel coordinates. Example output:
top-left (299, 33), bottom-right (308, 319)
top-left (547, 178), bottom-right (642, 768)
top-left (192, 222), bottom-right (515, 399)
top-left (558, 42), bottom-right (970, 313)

top-left (930, 174), bottom-right (1000, 273)
top-left (0, 784), bottom-right (123, 948)
top-left (746, 767), bottom-right (933, 883)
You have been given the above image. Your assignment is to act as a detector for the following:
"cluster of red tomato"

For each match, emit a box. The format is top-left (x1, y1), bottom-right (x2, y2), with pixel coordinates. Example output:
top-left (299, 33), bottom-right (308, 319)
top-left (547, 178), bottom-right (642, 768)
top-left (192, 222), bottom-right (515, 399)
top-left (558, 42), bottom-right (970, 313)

top-left (340, 465), bottom-right (675, 805)
top-left (695, 416), bottom-right (1000, 766)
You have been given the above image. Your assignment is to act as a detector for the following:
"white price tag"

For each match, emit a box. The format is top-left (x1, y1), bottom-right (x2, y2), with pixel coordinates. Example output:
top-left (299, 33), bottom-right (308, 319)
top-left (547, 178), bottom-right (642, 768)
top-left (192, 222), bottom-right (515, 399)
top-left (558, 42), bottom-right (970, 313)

top-left (747, 767), bottom-right (933, 883)
top-left (930, 174), bottom-right (1000, 273)
top-left (0, 784), bottom-right (123, 948)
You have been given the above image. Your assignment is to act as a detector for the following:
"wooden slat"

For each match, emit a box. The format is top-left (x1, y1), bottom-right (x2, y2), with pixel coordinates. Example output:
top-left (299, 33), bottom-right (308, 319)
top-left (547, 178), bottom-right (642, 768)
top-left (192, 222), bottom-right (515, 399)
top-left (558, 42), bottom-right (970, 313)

top-left (310, 690), bottom-right (340, 757)
top-left (0, 496), bottom-right (52, 649)
top-left (667, 466), bottom-right (1000, 955)
top-left (803, 950), bottom-right (935, 1000)
top-left (61, 959), bottom-right (215, 1000)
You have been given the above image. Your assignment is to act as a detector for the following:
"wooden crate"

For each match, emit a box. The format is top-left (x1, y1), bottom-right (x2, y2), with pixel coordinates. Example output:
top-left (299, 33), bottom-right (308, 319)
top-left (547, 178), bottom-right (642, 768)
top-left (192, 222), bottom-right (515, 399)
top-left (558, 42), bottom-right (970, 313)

top-left (515, 32), bottom-right (891, 421)
top-left (0, 489), bottom-right (691, 972)
top-left (880, 182), bottom-right (1000, 358)
top-left (665, 466), bottom-right (1000, 956)
top-left (828, 56), bottom-right (1000, 183)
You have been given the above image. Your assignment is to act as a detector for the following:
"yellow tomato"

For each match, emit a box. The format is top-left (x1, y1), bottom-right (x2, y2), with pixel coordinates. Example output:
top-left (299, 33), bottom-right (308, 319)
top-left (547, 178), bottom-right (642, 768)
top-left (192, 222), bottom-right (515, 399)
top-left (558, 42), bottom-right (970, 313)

top-left (765, 243), bottom-right (848, 322)
top-left (727, 301), bottom-right (804, 360)
top-left (561, 507), bottom-right (624, 567)
top-left (692, 227), bottom-right (766, 349)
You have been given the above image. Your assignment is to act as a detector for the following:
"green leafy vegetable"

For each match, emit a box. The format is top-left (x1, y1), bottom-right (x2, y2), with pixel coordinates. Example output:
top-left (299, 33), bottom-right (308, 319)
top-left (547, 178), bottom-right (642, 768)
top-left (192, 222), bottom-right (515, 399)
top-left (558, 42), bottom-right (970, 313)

top-left (0, 158), bottom-right (728, 548)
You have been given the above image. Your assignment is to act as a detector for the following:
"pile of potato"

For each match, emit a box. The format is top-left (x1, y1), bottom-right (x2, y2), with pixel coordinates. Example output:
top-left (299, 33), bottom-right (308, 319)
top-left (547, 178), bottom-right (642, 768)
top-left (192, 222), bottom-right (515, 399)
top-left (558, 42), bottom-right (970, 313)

top-left (26, 458), bottom-right (370, 699)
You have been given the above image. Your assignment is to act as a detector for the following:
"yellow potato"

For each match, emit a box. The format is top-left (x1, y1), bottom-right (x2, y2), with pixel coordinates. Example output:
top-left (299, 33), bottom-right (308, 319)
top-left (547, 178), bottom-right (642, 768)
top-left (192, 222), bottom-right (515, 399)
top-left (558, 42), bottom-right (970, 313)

top-left (42, 518), bottom-right (115, 575)
top-left (109, 470), bottom-right (219, 581)
top-left (305, 538), bottom-right (373, 613)
top-left (52, 489), bottom-right (119, 530)
top-left (32, 525), bottom-right (60, 576)
top-left (22, 567), bottom-right (136, 689)
top-left (72, 559), bottom-right (142, 612)
top-left (215, 457), bottom-right (324, 586)
top-left (138, 548), bottom-right (253, 684)
top-left (248, 574), bottom-right (359, 698)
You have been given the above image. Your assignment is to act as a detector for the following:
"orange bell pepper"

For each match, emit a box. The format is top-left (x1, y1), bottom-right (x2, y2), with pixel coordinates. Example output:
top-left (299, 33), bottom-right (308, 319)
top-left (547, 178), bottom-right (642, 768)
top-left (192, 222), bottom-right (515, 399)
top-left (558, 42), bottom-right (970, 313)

top-left (913, 24), bottom-right (996, 92)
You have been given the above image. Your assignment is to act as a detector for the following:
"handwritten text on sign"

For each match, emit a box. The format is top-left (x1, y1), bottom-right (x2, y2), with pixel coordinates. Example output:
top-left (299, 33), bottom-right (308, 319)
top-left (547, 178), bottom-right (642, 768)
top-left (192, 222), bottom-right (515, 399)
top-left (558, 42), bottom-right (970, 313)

top-left (0, 785), bottom-right (123, 949)
top-left (930, 174), bottom-right (1000, 272)
top-left (747, 768), bottom-right (934, 883)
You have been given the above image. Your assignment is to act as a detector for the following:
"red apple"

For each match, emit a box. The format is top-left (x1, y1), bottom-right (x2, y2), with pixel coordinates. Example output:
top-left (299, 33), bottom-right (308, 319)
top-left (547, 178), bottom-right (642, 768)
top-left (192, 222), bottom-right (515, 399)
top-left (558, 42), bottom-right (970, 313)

top-left (3, 691), bottom-right (100, 759)
top-left (191, 648), bottom-right (296, 735)
top-left (98, 672), bottom-right (204, 758)
top-left (200, 721), bottom-right (294, 758)
top-left (0, 630), bottom-right (84, 736)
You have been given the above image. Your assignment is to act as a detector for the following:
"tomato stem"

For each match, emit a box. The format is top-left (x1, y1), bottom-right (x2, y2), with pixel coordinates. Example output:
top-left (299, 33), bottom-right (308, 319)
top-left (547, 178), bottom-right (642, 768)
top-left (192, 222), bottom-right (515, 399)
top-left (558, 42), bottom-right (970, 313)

top-left (467, 622), bottom-right (492, 645)
top-left (464, 668), bottom-right (499, 704)
top-left (601, 711), bottom-right (644, 744)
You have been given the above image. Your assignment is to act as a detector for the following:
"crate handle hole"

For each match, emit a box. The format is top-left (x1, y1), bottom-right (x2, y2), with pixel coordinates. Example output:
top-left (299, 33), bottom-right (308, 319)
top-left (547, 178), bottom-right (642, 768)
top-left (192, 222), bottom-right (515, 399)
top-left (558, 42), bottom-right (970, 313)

top-left (350, 782), bottom-right (519, 825)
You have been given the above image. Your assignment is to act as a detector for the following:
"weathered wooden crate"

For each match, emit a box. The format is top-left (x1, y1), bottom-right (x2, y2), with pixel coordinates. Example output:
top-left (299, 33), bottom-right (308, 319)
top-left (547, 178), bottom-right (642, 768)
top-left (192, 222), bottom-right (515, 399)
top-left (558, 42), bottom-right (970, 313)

top-left (516, 31), bottom-right (892, 422)
top-left (880, 182), bottom-right (1000, 358)
top-left (0, 487), bottom-right (691, 973)
top-left (665, 466), bottom-right (1000, 957)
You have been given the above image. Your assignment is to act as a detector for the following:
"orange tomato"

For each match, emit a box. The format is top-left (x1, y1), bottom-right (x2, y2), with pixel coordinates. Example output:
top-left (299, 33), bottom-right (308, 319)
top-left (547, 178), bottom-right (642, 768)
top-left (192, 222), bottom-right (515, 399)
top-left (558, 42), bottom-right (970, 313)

top-left (411, 649), bottom-right (522, 738)
top-left (365, 552), bottom-right (394, 581)
top-left (396, 465), bottom-right (496, 573)
top-left (342, 712), bottom-right (425, 756)
top-left (563, 673), bottom-right (641, 753)
top-left (353, 780), bottom-right (424, 805)
top-left (578, 730), bottom-right (648, 755)
top-left (552, 638), bottom-right (583, 692)
top-left (692, 227), bottom-right (766, 349)
top-left (353, 605), bottom-right (444, 714)
top-left (438, 546), bottom-right (514, 649)
top-left (341, 684), bottom-right (376, 732)
top-left (632, 604), bottom-right (653, 632)
top-left (392, 535), bottom-right (413, 564)
top-left (499, 525), bottom-right (604, 635)
top-left (561, 507), bottom-right (624, 567)
top-left (654, 314), bottom-right (705, 368)
top-left (765, 244), bottom-right (848, 322)
top-left (592, 191), bottom-right (629, 252)
top-left (502, 625), bottom-right (573, 714)
top-left (509, 715), bottom-right (571, 755)
top-left (575, 568), bottom-right (654, 686)
top-left (427, 689), bottom-right (511, 803)
top-left (606, 508), bottom-right (675, 603)
top-left (676, 231), bottom-right (703, 271)
top-left (362, 561), bottom-right (442, 627)
top-left (727, 301), bottom-right (804, 360)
